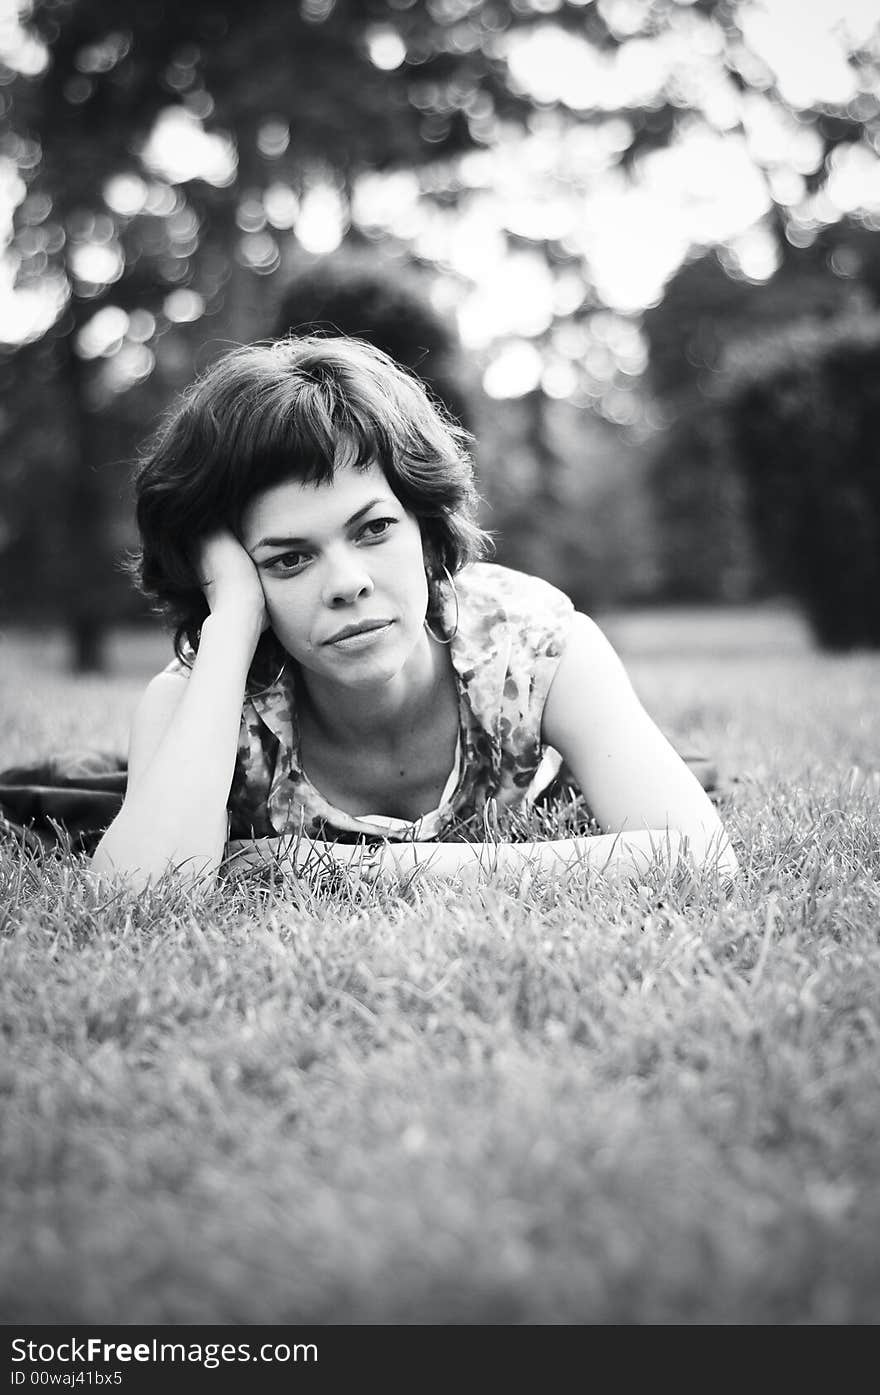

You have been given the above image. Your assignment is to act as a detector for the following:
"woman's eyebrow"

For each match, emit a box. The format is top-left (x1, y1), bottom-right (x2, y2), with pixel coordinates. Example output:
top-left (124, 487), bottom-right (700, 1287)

top-left (252, 497), bottom-right (392, 551)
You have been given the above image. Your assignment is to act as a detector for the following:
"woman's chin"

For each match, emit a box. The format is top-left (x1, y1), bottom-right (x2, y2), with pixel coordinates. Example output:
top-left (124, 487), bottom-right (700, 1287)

top-left (321, 629), bottom-right (425, 687)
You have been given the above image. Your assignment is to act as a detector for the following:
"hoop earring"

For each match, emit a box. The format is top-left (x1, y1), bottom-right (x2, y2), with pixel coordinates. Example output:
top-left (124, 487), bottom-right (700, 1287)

top-left (424, 564), bottom-right (459, 645)
top-left (248, 660), bottom-right (288, 697)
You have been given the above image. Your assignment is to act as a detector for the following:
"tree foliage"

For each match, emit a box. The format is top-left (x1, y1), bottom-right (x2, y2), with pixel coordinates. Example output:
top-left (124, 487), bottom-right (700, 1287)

top-left (5, 0), bottom-right (879, 394)
top-left (643, 226), bottom-right (880, 403)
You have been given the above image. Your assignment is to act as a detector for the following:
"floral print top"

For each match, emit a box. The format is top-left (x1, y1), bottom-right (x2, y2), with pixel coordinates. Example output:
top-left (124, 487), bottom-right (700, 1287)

top-left (171, 563), bottom-right (576, 844)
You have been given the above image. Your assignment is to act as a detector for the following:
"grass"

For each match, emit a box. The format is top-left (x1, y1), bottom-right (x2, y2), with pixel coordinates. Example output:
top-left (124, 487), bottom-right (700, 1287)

top-left (1, 606), bottom-right (879, 1325)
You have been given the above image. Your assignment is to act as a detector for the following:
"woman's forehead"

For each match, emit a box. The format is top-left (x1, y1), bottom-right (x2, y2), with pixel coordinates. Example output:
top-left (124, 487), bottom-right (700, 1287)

top-left (240, 461), bottom-right (392, 542)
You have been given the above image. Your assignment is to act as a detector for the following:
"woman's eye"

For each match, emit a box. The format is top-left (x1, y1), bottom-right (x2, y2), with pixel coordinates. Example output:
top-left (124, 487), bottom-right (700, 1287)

top-left (360, 517), bottom-right (395, 540)
top-left (270, 551), bottom-right (308, 572)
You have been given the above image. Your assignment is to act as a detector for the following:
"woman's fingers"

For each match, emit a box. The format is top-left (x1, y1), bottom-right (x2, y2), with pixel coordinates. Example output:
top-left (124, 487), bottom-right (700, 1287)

top-left (197, 530), bottom-right (269, 632)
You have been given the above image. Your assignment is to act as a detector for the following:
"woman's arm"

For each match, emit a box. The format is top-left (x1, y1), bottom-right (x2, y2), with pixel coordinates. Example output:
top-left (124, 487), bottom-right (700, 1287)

top-left (226, 822), bottom-right (694, 891)
top-left (539, 611), bottom-right (738, 879)
top-left (91, 534), bottom-right (266, 891)
top-left (226, 830), bottom-right (684, 884)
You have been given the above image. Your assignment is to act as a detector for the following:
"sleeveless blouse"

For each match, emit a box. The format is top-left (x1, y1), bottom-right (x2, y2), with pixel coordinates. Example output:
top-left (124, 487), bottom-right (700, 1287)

top-left (172, 563), bottom-right (576, 844)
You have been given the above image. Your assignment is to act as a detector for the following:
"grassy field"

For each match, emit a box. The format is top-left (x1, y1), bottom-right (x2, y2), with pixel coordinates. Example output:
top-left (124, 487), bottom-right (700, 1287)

top-left (1, 606), bottom-right (879, 1325)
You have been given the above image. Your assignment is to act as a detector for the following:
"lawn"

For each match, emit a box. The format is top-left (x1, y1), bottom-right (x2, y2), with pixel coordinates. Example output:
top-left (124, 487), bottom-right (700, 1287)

top-left (1, 606), bottom-right (879, 1324)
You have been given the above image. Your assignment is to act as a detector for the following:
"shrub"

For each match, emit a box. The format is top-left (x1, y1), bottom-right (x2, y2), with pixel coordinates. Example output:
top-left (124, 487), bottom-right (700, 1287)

top-left (271, 242), bottom-right (476, 430)
top-left (720, 313), bottom-right (880, 649)
top-left (644, 401), bottom-right (767, 604)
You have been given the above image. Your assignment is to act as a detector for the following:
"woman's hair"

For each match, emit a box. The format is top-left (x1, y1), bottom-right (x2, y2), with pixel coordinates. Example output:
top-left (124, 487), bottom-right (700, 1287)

top-left (133, 334), bottom-right (492, 675)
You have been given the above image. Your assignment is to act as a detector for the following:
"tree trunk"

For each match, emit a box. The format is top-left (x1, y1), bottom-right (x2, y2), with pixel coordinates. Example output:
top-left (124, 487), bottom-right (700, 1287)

top-left (57, 326), bottom-right (110, 674)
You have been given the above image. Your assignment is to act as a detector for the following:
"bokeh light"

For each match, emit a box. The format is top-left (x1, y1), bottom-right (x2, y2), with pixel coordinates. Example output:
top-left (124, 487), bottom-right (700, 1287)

top-left (141, 108), bottom-right (236, 188)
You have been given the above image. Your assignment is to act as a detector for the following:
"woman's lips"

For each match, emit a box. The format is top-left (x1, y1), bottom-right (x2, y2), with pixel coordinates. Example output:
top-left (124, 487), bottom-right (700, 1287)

top-left (325, 620), bottom-right (393, 650)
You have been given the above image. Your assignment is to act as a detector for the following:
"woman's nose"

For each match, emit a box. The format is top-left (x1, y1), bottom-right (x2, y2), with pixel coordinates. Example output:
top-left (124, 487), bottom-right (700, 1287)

top-left (322, 548), bottom-right (374, 606)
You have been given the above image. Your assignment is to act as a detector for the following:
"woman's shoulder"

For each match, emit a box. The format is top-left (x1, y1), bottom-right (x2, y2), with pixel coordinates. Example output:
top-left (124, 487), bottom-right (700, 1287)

top-left (131, 659), bottom-right (191, 725)
top-left (160, 649), bottom-right (193, 680)
top-left (450, 564), bottom-right (578, 751)
top-left (126, 659), bottom-right (191, 787)
top-left (456, 561), bottom-right (575, 631)
top-left (142, 628), bottom-right (195, 678)
top-left (128, 656), bottom-right (191, 741)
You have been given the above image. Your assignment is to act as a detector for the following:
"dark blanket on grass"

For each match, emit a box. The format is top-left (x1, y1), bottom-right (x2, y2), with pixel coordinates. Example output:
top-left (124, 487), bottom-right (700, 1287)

top-left (0, 748), bottom-right (721, 858)
top-left (0, 750), bottom-right (127, 855)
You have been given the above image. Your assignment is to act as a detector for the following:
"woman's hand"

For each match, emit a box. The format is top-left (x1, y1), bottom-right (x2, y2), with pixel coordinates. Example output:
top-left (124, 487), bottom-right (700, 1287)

top-left (197, 529), bottom-right (269, 638)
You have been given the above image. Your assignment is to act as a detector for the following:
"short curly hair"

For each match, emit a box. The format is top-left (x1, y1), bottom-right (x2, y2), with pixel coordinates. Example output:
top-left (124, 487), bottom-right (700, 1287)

top-left (133, 335), bottom-right (492, 680)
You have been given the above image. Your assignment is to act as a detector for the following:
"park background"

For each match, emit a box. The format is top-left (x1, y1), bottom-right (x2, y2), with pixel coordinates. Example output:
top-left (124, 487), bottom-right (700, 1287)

top-left (1, 0), bottom-right (879, 668)
top-left (2, 0), bottom-right (880, 1329)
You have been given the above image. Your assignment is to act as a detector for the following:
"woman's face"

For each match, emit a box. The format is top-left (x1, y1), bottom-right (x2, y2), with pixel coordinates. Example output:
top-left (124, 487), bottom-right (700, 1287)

top-left (241, 461), bottom-right (431, 690)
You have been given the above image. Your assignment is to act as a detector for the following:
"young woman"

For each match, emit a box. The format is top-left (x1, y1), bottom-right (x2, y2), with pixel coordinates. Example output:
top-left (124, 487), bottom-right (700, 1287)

top-left (91, 336), bottom-right (738, 892)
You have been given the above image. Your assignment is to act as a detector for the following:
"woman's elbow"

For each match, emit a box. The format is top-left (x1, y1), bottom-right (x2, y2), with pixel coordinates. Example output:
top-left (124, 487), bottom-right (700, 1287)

top-left (680, 822), bottom-right (739, 881)
top-left (90, 820), bottom-right (220, 896)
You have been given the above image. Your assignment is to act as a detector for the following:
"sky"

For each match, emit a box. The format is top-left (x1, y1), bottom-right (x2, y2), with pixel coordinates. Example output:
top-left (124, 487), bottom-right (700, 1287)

top-left (0, 0), bottom-right (878, 399)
